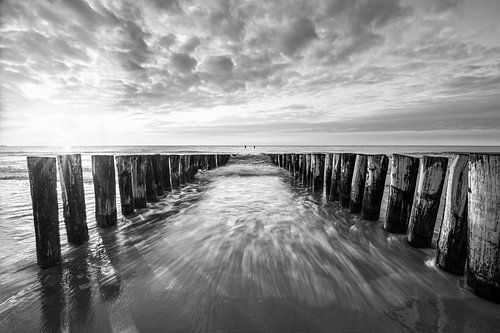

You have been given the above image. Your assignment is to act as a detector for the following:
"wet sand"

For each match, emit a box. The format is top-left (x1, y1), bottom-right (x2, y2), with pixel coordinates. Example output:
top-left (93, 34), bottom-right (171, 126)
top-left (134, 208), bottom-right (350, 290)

top-left (1, 155), bottom-right (500, 332)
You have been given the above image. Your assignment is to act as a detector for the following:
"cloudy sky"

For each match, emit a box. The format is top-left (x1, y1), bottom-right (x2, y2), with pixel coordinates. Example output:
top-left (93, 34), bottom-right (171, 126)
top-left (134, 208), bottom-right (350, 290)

top-left (1, 0), bottom-right (499, 146)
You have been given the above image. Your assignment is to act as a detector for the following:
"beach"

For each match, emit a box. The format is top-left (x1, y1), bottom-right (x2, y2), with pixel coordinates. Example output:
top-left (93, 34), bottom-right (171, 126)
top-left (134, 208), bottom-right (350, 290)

top-left (1, 146), bottom-right (500, 332)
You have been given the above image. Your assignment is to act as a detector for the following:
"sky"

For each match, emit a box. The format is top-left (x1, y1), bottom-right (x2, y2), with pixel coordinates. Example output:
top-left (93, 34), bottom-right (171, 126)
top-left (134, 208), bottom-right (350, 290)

top-left (0, 0), bottom-right (499, 146)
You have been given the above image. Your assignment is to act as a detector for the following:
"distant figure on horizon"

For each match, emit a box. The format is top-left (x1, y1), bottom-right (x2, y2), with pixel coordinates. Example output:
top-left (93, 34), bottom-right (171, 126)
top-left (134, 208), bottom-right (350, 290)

top-left (253, 146), bottom-right (255, 148)
top-left (244, 145), bottom-right (246, 149)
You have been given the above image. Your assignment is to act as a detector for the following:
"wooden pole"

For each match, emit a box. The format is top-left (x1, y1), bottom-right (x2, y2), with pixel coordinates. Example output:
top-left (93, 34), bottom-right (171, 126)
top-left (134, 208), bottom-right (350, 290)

top-left (291, 154), bottom-right (296, 177)
top-left (191, 154), bottom-right (199, 179)
top-left (179, 155), bottom-right (186, 184)
top-left (57, 154), bottom-right (88, 244)
top-left (298, 154), bottom-right (304, 183)
top-left (184, 155), bottom-right (191, 181)
top-left (132, 155), bottom-right (147, 209)
top-left (186, 155), bottom-right (192, 180)
top-left (339, 153), bottom-right (356, 207)
top-left (208, 155), bottom-right (216, 170)
top-left (361, 154), bottom-right (389, 221)
top-left (312, 154), bottom-right (325, 192)
top-left (152, 154), bottom-right (164, 196)
top-left (329, 153), bottom-right (341, 201)
top-left (145, 155), bottom-right (158, 202)
top-left (160, 155), bottom-right (171, 192)
top-left (384, 154), bottom-right (419, 233)
top-left (115, 155), bottom-right (134, 216)
top-left (305, 154), bottom-right (312, 186)
top-left (407, 156), bottom-right (448, 248)
top-left (349, 154), bottom-right (368, 213)
top-left (293, 154), bottom-right (300, 179)
top-left (467, 153), bottom-right (500, 303)
top-left (92, 155), bottom-right (117, 228)
top-left (170, 155), bottom-right (181, 188)
top-left (27, 157), bottom-right (61, 268)
top-left (310, 154), bottom-right (316, 188)
top-left (324, 154), bottom-right (332, 197)
top-left (436, 154), bottom-right (468, 274)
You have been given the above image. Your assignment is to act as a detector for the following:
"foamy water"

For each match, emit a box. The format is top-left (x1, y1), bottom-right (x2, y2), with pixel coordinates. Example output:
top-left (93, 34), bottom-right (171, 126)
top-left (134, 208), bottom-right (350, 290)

top-left (1, 146), bottom-right (500, 332)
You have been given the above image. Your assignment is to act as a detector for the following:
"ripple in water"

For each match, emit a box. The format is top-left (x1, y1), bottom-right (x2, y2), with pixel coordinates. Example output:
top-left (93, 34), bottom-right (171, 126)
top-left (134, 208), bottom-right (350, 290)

top-left (1, 154), bottom-right (499, 332)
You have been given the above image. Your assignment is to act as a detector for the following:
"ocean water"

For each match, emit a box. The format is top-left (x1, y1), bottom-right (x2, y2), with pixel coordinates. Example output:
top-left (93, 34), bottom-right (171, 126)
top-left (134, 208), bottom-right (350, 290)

top-left (0, 146), bottom-right (500, 332)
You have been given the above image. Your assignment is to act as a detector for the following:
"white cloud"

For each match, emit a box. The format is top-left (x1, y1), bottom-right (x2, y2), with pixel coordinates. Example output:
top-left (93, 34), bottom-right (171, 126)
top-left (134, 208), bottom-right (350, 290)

top-left (0, 0), bottom-right (499, 145)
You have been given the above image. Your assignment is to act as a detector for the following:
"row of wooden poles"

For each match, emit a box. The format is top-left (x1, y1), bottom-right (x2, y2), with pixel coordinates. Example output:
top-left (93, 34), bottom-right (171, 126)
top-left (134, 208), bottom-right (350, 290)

top-left (269, 152), bottom-right (500, 303)
top-left (27, 154), bottom-right (230, 269)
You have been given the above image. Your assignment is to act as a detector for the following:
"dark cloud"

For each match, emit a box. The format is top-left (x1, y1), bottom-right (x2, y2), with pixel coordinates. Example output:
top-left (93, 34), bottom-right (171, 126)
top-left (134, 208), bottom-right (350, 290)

top-left (204, 55), bottom-right (234, 75)
top-left (320, 0), bottom-right (411, 62)
top-left (280, 17), bottom-right (318, 56)
top-left (205, 6), bottom-right (246, 42)
top-left (427, 0), bottom-right (464, 12)
top-left (149, 0), bottom-right (183, 13)
top-left (58, 0), bottom-right (103, 27)
top-left (180, 36), bottom-right (201, 53)
top-left (170, 53), bottom-right (198, 73)
top-left (116, 19), bottom-right (151, 71)
top-left (327, 0), bottom-right (411, 27)
top-left (158, 34), bottom-right (177, 49)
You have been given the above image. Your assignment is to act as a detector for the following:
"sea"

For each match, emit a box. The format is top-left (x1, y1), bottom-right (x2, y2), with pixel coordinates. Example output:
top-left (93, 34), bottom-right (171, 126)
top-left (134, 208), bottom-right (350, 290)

top-left (1, 145), bottom-right (499, 332)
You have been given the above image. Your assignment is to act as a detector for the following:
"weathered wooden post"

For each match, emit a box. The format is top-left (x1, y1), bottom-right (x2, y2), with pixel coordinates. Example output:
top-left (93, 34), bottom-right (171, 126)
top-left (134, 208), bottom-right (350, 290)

top-left (207, 154), bottom-right (215, 170)
top-left (298, 154), bottom-right (304, 183)
top-left (57, 154), bottom-right (88, 244)
top-left (160, 155), bottom-right (171, 192)
top-left (339, 153), bottom-right (356, 207)
top-left (305, 154), bottom-right (312, 186)
top-left (170, 155), bottom-right (181, 188)
top-left (293, 154), bottom-right (300, 179)
top-left (329, 153), bottom-right (341, 201)
top-left (144, 155), bottom-right (158, 202)
top-left (436, 154), bottom-right (468, 274)
top-left (349, 154), bottom-right (368, 213)
top-left (203, 155), bottom-right (210, 170)
top-left (324, 154), bottom-right (333, 197)
top-left (152, 154), bottom-right (164, 196)
top-left (467, 153), bottom-right (500, 303)
top-left (184, 155), bottom-right (191, 181)
top-left (115, 155), bottom-right (134, 216)
top-left (361, 154), bottom-right (389, 220)
top-left (27, 157), bottom-right (61, 268)
top-left (179, 155), bottom-right (186, 184)
top-left (291, 154), bottom-right (296, 177)
top-left (215, 154), bottom-right (219, 168)
top-left (191, 154), bottom-right (199, 179)
top-left (407, 156), bottom-right (448, 248)
top-left (222, 154), bottom-right (230, 165)
top-left (188, 155), bottom-right (194, 179)
top-left (309, 154), bottom-right (316, 188)
top-left (92, 155), bottom-right (117, 228)
top-left (384, 154), bottom-right (419, 233)
top-left (312, 154), bottom-right (325, 192)
top-left (132, 155), bottom-right (147, 209)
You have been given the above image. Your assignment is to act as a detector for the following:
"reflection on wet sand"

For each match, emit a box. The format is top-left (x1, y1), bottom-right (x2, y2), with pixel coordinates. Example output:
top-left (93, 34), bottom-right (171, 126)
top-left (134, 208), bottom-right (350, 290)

top-left (39, 267), bottom-right (65, 333)
top-left (67, 246), bottom-right (93, 331)
top-left (1, 154), bottom-right (500, 332)
top-left (95, 229), bottom-right (122, 302)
